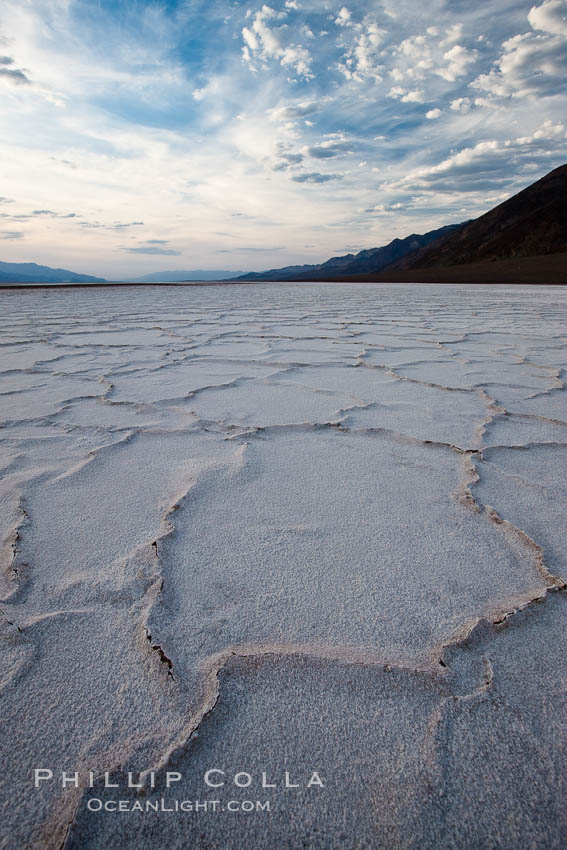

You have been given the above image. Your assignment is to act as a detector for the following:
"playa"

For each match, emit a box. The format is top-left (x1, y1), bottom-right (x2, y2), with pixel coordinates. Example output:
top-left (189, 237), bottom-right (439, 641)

top-left (1, 282), bottom-right (567, 848)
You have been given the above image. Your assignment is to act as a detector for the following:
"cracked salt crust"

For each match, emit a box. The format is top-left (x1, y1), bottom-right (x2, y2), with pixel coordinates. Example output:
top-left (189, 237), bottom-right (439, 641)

top-left (1, 282), bottom-right (567, 849)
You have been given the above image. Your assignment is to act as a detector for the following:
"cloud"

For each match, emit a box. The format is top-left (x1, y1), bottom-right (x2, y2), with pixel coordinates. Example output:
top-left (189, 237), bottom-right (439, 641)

top-left (125, 246), bottom-right (181, 255)
top-left (291, 172), bottom-right (342, 183)
top-left (78, 219), bottom-right (143, 230)
top-left (0, 231), bottom-right (24, 239)
top-left (441, 24), bottom-right (464, 46)
top-left (515, 118), bottom-right (567, 143)
top-left (50, 158), bottom-right (76, 169)
top-left (472, 1), bottom-right (567, 99)
top-left (192, 77), bottom-right (223, 101)
top-left (388, 86), bottom-right (425, 103)
top-left (268, 101), bottom-right (319, 122)
top-left (392, 34), bottom-right (433, 78)
top-left (0, 53), bottom-right (32, 87)
top-left (394, 122), bottom-right (567, 193)
top-left (473, 31), bottom-right (566, 98)
top-left (215, 245), bottom-right (284, 253)
top-left (1, 0), bottom-right (565, 274)
top-left (242, 5), bottom-right (313, 78)
top-left (272, 151), bottom-right (304, 170)
top-left (0, 66), bottom-right (31, 84)
top-left (30, 209), bottom-right (77, 219)
top-left (528, 0), bottom-right (567, 36)
top-left (367, 202), bottom-right (405, 213)
top-left (390, 27), bottom-right (477, 85)
top-left (450, 97), bottom-right (472, 112)
top-left (337, 15), bottom-right (386, 82)
top-left (110, 221), bottom-right (144, 230)
top-left (335, 8), bottom-right (352, 27)
top-left (304, 138), bottom-right (353, 159)
top-left (437, 45), bottom-right (478, 81)
top-left (270, 139), bottom-right (305, 171)
top-left (30, 209), bottom-right (86, 220)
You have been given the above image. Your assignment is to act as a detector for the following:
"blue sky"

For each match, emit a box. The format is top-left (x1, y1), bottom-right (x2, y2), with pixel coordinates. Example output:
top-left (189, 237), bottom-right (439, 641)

top-left (0, 0), bottom-right (565, 276)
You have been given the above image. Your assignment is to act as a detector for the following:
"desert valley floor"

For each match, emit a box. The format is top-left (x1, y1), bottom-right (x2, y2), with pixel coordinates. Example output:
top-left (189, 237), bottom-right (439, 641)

top-left (1, 282), bottom-right (567, 849)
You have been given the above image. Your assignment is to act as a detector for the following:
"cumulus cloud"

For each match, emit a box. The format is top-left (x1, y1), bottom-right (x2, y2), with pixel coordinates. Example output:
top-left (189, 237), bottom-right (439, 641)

top-left (441, 23), bottom-right (464, 46)
top-left (291, 172), bottom-right (342, 183)
top-left (242, 5), bottom-right (313, 78)
top-left (335, 8), bottom-right (352, 27)
top-left (528, 0), bottom-right (567, 36)
top-left (337, 15), bottom-right (386, 82)
top-left (388, 86), bottom-right (425, 103)
top-left (426, 108), bottom-right (441, 119)
top-left (438, 45), bottom-right (478, 81)
top-left (367, 202), bottom-right (405, 213)
top-left (515, 118), bottom-right (566, 143)
top-left (451, 97), bottom-right (472, 112)
top-left (472, 0), bottom-right (567, 99)
top-left (391, 27), bottom-right (477, 86)
top-left (395, 121), bottom-right (567, 192)
top-left (392, 34), bottom-right (433, 78)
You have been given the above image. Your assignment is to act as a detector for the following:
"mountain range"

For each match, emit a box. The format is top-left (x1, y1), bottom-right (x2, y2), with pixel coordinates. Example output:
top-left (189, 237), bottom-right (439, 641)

top-left (233, 164), bottom-right (567, 284)
top-left (1, 165), bottom-right (565, 285)
top-left (121, 269), bottom-right (244, 282)
top-left (230, 223), bottom-right (465, 281)
top-left (0, 261), bottom-right (105, 284)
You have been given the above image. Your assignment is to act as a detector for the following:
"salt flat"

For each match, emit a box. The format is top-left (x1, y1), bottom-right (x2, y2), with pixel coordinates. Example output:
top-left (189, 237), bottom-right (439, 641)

top-left (1, 282), bottom-right (567, 849)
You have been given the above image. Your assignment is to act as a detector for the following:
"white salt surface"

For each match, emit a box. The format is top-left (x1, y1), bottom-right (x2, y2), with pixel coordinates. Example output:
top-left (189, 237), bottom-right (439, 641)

top-left (1, 282), bottom-right (567, 849)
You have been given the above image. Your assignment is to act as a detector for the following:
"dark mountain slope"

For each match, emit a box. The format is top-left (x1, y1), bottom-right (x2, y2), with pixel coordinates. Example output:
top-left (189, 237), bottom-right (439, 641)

top-left (381, 164), bottom-right (567, 275)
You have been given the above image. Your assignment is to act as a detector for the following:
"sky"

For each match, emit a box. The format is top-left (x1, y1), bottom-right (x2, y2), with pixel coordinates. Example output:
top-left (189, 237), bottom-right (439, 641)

top-left (0, 0), bottom-right (566, 277)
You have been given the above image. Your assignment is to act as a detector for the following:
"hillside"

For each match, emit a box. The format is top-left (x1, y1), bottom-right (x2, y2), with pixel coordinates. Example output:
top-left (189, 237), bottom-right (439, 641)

top-left (0, 261), bottom-right (105, 284)
top-left (231, 223), bottom-right (464, 282)
top-left (367, 164), bottom-right (567, 281)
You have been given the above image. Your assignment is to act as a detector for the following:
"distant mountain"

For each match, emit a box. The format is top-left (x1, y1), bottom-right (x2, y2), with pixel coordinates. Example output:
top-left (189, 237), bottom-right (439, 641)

top-left (0, 261), bottom-right (105, 284)
top-left (230, 263), bottom-right (323, 282)
top-left (123, 270), bottom-right (245, 282)
top-left (231, 223), bottom-right (465, 282)
top-left (364, 164), bottom-right (567, 283)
